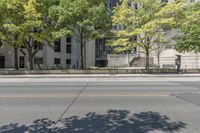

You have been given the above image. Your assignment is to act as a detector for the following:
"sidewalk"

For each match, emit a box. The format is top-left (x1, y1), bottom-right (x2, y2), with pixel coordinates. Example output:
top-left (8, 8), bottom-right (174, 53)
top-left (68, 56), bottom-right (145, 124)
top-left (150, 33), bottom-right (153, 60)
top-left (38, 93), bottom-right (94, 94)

top-left (0, 68), bottom-right (200, 76)
top-left (0, 74), bottom-right (200, 83)
top-left (1, 73), bottom-right (200, 78)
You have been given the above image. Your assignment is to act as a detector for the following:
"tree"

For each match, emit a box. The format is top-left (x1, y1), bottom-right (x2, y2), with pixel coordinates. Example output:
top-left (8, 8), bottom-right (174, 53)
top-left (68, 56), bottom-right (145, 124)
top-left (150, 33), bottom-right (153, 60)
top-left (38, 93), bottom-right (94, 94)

top-left (107, 0), bottom-right (185, 70)
top-left (154, 42), bottom-right (167, 68)
top-left (2, 0), bottom-right (58, 70)
top-left (0, 0), bottom-right (22, 70)
top-left (49, 0), bottom-right (111, 69)
top-left (175, 2), bottom-right (200, 53)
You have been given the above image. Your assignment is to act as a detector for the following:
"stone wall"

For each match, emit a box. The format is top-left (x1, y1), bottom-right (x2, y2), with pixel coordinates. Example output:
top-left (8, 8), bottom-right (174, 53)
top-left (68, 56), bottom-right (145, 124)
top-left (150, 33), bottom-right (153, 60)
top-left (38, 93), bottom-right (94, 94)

top-left (1, 68), bottom-right (200, 74)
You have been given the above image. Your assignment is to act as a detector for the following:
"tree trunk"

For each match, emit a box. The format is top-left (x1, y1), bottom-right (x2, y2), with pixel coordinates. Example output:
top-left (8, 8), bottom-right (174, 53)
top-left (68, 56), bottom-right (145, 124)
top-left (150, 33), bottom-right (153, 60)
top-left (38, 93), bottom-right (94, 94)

top-left (80, 37), bottom-right (84, 69)
top-left (14, 47), bottom-right (19, 70)
top-left (84, 42), bottom-right (86, 69)
top-left (157, 55), bottom-right (160, 69)
top-left (28, 51), bottom-right (34, 70)
top-left (145, 47), bottom-right (150, 70)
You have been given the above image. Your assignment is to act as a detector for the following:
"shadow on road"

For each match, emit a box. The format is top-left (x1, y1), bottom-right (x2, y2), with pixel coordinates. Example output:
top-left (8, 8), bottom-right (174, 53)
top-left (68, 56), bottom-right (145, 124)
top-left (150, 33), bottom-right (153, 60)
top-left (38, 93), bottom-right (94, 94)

top-left (0, 110), bottom-right (186, 133)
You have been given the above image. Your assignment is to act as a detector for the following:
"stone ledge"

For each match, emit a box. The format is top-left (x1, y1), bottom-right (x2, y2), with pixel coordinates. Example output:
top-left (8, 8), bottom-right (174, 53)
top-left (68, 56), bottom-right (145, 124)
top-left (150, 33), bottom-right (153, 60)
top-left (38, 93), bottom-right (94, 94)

top-left (0, 69), bottom-right (199, 75)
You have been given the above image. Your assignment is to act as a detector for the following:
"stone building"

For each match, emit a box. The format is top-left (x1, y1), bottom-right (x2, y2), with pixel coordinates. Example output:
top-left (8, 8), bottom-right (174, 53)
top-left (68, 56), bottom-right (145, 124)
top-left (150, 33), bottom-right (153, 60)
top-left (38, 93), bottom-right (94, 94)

top-left (0, 0), bottom-right (199, 70)
top-left (96, 0), bottom-right (200, 69)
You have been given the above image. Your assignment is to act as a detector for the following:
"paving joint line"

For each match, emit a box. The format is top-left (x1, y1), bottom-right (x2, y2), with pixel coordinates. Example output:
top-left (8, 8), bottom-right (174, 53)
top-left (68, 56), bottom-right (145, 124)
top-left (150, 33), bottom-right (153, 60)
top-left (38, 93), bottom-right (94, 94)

top-left (175, 82), bottom-right (200, 91)
top-left (171, 94), bottom-right (200, 109)
top-left (52, 82), bottom-right (90, 128)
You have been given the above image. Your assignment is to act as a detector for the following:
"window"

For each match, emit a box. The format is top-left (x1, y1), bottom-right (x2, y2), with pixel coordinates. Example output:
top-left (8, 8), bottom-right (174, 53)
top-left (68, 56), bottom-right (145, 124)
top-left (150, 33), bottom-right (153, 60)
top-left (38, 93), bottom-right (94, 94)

top-left (96, 38), bottom-right (107, 58)
top-left (66, 37), bottom-right (72, 53)
top-left (34, 42), bottom-right (43, 50)
top-left (66, 59), bottom-right (71, 65)
top-left (0, 40), bottom-right (3, 47)
top-left (0, 56), bottom-right (5, 68)
top-left (66, 37), bottom-right (71, 44)
top-left (66, 45), bottom-right (71, 53)
top-left (54, 58), bottom-right (61, 64)
top-left (19, 56), bottom-right (25, 68)
top-left (34, 57), bottom-right (43, 64)
top-left (54, 39), bottom-right (61, 52)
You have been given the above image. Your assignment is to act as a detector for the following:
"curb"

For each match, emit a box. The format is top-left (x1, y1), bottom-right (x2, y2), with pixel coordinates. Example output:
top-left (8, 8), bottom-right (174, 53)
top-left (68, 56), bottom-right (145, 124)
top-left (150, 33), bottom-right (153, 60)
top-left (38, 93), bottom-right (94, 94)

top-left (0, 74), bottom-right (200, 78)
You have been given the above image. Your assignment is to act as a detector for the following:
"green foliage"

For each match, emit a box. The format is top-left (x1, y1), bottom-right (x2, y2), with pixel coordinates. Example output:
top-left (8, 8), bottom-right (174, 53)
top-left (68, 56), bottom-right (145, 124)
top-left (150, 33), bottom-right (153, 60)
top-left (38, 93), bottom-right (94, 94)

top-left (50, 0), bottom-right (111, 39)
top-left (107, 0), bottom-right (185, 69)
top-left (0, 0), bottom-right (58, 47)
top-left (0, 0), bottom-right (58, 70)
top-left (175, 2), bottom-right (200, 53)
top-left (50, 0), bottom-right (111, 68)
top-left (0, 0), bottom-right (21, 47)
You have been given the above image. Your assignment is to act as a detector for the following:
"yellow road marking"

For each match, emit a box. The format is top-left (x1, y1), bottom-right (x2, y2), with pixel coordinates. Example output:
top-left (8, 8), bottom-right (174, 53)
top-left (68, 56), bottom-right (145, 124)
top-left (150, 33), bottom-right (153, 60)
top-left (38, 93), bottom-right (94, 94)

top-left (0, 94), bottom-right (169, 98)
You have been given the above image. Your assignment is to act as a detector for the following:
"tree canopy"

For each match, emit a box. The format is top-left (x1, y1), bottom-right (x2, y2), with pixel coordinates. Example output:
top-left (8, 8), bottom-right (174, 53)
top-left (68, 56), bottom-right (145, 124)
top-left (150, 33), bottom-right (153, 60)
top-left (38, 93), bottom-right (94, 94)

top-left (175, 2), bottom-right (200, 53)
top-left (107, 0), bottom-right (186, 69)
top-left (0, 0), bottom-right (58, 70)
top-left (49, 0), bottom-right (111, 68)
top-left (0, 0), bottom-right (199, 70)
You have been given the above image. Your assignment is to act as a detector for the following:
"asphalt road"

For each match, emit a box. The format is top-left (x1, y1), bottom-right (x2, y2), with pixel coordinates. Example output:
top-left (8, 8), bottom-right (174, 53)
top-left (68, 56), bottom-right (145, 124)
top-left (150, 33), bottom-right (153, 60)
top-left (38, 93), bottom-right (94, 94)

top-left (0, 78), bottom-right (200, 133)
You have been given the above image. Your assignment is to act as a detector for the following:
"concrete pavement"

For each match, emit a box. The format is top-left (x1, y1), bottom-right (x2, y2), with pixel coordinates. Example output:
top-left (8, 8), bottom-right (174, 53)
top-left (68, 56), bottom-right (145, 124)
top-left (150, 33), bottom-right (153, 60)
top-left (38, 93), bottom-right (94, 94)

top-left (0, 79), bottom-right (200, 133)
top-left (1, 74), bottom-right (200, 83)
top-left (1, 73), bottom-right (200, 78)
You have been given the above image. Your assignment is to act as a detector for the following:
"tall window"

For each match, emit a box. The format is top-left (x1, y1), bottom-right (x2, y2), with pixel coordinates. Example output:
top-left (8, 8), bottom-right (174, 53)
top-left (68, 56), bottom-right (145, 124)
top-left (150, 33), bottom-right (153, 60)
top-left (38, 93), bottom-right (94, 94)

top-left (66, 37), bottom-right (72, 53)
top-left (66, 59), bottom-right (71, 65)
top-left (0, 56), bottom-right (5, 68)
top-left (54, 39), bottom-right (61, 52)
top-left (129, 36), bottom-right (137, 53)
top-left (96, 38), bottom-right (107, 58)
top-left (54, 58), bottom-right (61, 65)
top-left (0, 40), bottom-right (2, 47)
top-left (66, 37), bottom-right (71, 44)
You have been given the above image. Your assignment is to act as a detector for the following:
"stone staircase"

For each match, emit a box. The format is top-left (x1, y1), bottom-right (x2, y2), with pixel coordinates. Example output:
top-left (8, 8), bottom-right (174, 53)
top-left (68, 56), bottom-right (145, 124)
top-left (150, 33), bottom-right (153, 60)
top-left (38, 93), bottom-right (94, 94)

top-left (129, 57), bottom-right (145, 67)
top-left (129, 57), bottom-right (153, 67)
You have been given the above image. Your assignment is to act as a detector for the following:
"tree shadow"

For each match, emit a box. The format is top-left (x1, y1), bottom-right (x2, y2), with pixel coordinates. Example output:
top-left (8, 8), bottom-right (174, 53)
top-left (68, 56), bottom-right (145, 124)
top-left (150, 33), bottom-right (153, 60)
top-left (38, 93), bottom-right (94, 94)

top-left (0, 110), bottom-right (187, 133)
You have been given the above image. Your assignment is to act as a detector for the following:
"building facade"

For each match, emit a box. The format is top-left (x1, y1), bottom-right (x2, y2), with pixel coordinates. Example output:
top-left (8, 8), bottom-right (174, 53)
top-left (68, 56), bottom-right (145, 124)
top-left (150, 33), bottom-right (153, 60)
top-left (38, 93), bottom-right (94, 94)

top-left (0, 0), bottom-right (199, 70)
top-left (0, 36), bottom-right (96, 70)
top-left (95, 0), bottom-right (200, 69)
top-left (0, 37), bottom-right (80, 69)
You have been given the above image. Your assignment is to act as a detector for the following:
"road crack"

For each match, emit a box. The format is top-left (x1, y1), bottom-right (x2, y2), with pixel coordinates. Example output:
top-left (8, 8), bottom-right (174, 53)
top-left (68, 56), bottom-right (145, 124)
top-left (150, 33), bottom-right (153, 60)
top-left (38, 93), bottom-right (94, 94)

top-left (171, 94), bottom-right (200, 108)
top-left (53, 82), bottom-right (89, 126)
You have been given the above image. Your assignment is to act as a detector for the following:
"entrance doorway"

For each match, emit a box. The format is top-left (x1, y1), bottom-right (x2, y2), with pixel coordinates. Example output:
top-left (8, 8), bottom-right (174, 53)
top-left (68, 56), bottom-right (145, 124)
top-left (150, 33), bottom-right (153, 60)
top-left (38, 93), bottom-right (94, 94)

top-left (19, 56), bottom-right (25, 68)
top-left (0, 56), bottom-right (5, 68)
